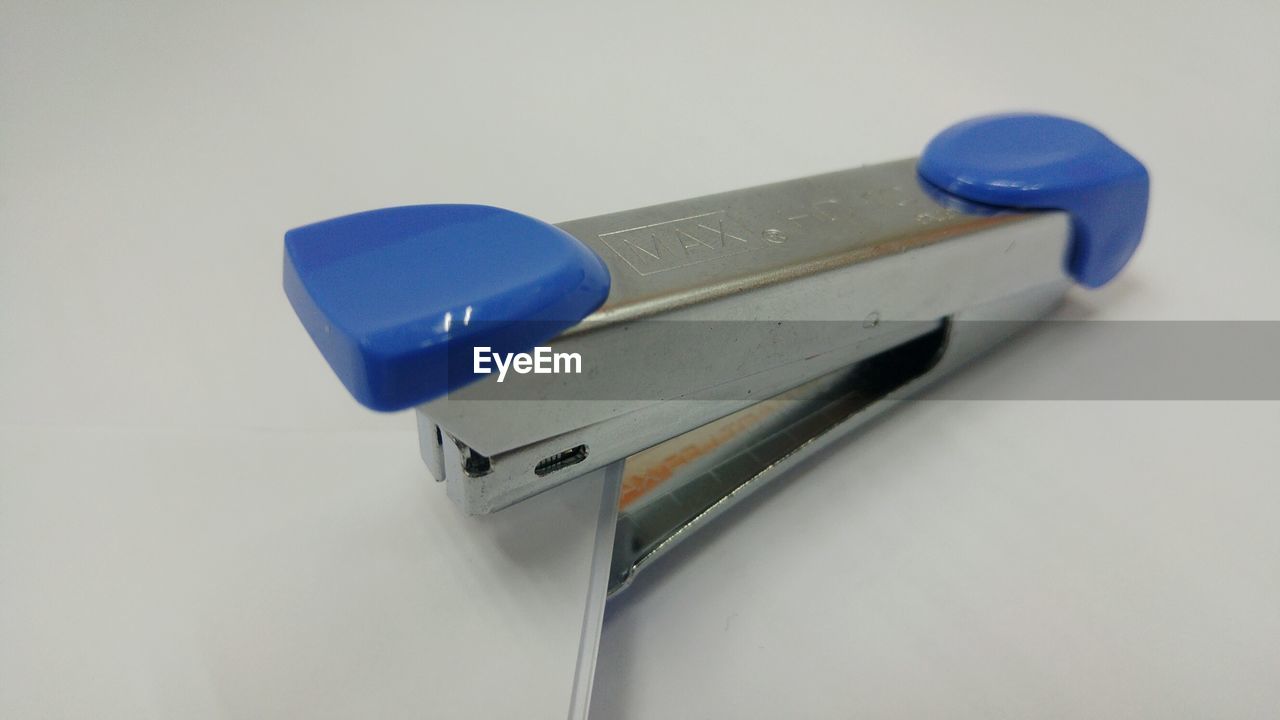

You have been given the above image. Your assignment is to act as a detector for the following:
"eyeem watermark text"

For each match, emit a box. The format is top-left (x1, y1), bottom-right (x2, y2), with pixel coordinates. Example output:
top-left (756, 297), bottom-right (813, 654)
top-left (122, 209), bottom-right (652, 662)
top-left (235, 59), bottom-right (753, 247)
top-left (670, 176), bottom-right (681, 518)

top-left (474, 347), bottom-right (582, 383)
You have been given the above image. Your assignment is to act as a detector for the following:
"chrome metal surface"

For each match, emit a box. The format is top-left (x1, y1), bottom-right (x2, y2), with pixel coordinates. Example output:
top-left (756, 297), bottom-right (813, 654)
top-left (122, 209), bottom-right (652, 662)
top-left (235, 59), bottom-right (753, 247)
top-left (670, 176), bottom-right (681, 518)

top-left (608, 282), bottom-right (1069, 595)
top-left (416, 159), bottom-right (1072, 514)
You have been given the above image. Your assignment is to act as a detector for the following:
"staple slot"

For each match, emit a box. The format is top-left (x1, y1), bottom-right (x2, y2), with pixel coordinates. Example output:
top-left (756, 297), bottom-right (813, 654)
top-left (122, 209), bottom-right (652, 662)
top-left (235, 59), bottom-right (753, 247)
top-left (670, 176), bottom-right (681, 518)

top-left (610, 322), bottom-right (948, 593)
top-left (534, 444), bottom-right (589, 476)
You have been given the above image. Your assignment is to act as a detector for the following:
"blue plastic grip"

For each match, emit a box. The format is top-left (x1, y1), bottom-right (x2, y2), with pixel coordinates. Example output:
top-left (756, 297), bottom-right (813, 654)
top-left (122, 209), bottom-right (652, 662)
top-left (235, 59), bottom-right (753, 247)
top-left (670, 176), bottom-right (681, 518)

top-left (283, 204), bottom-right (610, 411)
top-left (918, 114), bottom-right (1149, 287)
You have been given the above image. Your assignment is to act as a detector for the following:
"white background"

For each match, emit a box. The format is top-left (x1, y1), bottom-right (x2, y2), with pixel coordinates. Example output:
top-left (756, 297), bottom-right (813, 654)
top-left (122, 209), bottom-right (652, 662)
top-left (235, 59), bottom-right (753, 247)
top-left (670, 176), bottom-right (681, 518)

top-left (4, 1), bottom-right (1279, 718)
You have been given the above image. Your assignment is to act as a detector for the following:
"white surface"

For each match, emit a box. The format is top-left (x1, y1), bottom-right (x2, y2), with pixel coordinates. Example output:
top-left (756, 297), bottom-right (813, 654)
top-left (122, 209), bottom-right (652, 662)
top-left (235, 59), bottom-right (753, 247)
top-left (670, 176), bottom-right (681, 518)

top-left (3, 1), bottom-right (1279, 718)
top-left (0, 428), bottom-right (609, 719)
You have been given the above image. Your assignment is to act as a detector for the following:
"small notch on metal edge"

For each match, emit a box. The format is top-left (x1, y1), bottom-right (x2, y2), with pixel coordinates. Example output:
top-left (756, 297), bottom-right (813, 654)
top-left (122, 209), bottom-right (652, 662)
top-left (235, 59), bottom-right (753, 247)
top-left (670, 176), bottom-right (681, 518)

top-left (457, 442), bottom-right (493, 477)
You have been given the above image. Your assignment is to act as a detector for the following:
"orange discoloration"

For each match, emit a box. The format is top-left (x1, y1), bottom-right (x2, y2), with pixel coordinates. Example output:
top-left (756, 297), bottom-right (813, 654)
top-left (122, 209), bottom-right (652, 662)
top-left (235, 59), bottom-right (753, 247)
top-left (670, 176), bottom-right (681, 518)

top-left (618, 403), bottom-right (782, 510)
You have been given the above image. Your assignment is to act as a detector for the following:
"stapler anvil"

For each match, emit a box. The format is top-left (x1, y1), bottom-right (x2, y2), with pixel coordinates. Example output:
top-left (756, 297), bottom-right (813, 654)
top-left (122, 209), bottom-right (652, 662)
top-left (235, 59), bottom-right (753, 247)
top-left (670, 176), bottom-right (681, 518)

top-left (283, 114), bottom-right (1149, 594)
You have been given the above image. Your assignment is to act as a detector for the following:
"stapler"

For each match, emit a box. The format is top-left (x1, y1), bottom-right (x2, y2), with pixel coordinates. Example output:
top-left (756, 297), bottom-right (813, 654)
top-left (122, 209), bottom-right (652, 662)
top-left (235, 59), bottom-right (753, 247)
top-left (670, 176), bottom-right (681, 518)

top-left (283, 113), bottom-right (1148, 594)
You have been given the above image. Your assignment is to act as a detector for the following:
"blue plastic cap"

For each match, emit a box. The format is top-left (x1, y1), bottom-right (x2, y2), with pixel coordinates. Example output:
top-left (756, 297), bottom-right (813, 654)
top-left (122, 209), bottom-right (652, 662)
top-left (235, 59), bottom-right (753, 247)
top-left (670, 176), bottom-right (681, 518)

top-left (918, 113), bottom-right (1149, 287)
top-left (283, 205), bottom-right (611, 411)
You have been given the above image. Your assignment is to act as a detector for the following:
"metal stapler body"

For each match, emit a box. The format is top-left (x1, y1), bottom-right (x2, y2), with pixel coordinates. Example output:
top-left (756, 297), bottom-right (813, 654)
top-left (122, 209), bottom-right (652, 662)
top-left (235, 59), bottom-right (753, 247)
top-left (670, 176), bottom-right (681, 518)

top-left (284, 113), bottom-right (1149, 593)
